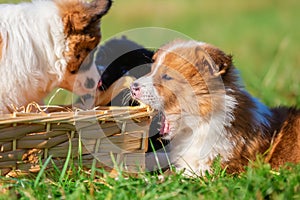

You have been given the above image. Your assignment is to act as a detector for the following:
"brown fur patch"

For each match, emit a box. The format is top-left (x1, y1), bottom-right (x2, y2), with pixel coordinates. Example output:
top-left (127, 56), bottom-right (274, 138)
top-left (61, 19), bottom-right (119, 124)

top-left (55, 0), bottom-right (111, 88)
top-left (152, 44), bottom-right (233, 120)
top-left (201, 44), bottom-right (232, 74)
top-left (266, 108), bottom-right (300, 168)
top-left (59, 48), bottom-right (95, 91)
top-left (155, 51), bottom-right (213, 118)
top-left (201, 46), bottom-right (300, 173)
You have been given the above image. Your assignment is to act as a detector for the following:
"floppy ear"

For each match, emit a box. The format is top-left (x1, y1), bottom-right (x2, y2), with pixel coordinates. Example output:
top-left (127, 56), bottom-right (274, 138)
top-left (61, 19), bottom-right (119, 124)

top-left (196, 45), bottom-right (233, 76)
top-left (89, 0), bottom-right (112, 25)
top-left (57, 0), bottom-right (112, 35)
top-left (194, 46), bottom-right (219, 76)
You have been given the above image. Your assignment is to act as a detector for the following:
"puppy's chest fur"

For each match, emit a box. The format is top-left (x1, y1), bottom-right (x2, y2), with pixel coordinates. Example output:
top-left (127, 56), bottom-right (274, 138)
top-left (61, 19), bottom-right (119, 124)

top-left (170, 114), bottom-right (237, 175)
top-left (169, 90), bottom-right (284, 175)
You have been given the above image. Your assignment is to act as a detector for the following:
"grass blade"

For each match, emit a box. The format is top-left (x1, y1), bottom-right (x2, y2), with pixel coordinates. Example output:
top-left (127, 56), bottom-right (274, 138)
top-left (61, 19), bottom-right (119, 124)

top-left (34, 155), bottom-right (53, 188)
top-left (59, 137), bottom-right (73, 183)
top-left (158, 138), bottom-right (172, 170)
top-left (149, 139), bottom-right (163, 174)
top-left (78, 131), bottom-right (83, 170)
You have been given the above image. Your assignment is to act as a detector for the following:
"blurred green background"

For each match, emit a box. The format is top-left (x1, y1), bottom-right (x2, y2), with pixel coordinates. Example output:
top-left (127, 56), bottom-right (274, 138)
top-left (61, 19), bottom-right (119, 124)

top-left (1, 0), bottom-right (299, 107)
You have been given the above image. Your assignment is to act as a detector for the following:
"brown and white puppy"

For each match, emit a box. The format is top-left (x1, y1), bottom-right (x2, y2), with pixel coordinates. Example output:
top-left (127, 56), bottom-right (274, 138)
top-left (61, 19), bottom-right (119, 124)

top-left (0, 0), bottom-right (112, 113)
top-left (131, 39), bottom-right (300, 175)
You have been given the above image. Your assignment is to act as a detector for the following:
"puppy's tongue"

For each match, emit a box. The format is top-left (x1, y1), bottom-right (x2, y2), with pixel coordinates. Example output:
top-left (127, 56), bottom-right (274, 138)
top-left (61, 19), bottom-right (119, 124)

top-left (160, 115), bottom-right (170, 135)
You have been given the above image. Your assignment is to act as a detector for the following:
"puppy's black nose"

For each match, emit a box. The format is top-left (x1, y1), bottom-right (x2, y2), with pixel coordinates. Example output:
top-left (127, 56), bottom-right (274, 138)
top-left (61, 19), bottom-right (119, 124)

top-left (84, 78), bottom-right (96, 89)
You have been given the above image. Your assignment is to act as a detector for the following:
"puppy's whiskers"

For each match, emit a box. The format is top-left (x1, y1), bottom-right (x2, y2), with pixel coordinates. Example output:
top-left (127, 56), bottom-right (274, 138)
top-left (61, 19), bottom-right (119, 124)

top-left (122, 90), bottom-right (132, 106)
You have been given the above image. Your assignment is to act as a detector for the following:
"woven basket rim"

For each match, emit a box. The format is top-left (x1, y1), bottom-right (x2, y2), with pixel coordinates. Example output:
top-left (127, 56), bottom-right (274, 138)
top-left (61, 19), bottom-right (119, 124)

top-left (0, 103), bottom-right (155, 125)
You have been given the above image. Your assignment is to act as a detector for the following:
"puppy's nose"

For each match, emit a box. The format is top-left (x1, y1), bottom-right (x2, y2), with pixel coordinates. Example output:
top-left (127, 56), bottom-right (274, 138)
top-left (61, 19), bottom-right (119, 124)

top-left (97, 80), bottom-right (102, 90)
top-left (131, 82), bottom-right (141, 99)
top-left (84, 78), bottom-right (96, 89)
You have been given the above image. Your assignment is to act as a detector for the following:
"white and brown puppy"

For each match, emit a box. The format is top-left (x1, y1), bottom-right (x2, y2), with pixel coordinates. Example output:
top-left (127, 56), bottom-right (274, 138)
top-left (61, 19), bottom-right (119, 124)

top-left (131, 40), bottom-right (300, 175)
top-left (0, 0), bottom-right (112, 113)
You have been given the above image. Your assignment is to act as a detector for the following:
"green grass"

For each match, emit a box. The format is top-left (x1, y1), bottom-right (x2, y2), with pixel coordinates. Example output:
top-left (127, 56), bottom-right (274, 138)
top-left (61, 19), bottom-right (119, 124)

top-left (1, 0), bottom-right (300, 199)
top-left (1, 158), bottom-right (300, 199)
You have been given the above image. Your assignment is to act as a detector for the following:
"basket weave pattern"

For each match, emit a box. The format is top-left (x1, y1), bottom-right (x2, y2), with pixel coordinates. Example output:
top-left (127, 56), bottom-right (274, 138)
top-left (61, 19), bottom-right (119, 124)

top-left (0, 104), bottom-right (153, 176)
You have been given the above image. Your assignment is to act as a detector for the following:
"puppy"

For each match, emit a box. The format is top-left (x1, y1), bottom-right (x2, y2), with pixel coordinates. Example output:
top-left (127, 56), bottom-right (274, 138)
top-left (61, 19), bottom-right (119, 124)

top-left (131, 39), bottom-right (300, 175)
top-left (0, 0), bottom-right (112, 113)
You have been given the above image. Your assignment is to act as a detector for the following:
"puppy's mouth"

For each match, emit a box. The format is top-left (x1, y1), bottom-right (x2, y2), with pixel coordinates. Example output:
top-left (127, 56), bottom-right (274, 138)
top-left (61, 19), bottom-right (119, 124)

top-left (130, 82), bottom-right (173, 138)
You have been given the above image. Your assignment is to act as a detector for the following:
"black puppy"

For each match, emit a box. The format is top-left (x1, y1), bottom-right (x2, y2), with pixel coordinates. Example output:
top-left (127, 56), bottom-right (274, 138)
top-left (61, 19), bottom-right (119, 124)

top-left (78, 36), bottom-right (153, 106)
top-left (96, 36), bottom-right (154, 92)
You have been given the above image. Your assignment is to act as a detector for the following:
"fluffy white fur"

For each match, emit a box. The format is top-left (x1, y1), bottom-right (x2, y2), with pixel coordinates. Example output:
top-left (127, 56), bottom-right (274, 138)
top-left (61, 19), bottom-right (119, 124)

top-left (0, 0), bottom-right (107, 113)
top-left (0, 1), bottom-right (67, 113)
top-left (168, 94), bottom-right (238, 175)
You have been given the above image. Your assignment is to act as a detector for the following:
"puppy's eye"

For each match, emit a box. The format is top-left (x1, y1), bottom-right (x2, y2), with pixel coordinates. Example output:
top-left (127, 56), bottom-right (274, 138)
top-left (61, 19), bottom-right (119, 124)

top-left (121, 69), bottom-right (128, 75)
top-left (70, 69), bottom-right (78, 74)
top-left (162, 74), bottom-right (173, 80)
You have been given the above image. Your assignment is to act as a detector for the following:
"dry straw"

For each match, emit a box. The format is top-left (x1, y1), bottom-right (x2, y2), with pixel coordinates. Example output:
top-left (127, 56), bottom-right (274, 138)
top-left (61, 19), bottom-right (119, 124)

top-left (0, 103), bottom-right (154, 177)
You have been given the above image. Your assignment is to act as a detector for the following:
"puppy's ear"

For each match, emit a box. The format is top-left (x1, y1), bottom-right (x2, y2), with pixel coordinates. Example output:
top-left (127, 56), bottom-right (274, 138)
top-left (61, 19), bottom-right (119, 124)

top-left (197, 45), bottom-right (233, 76)
top-left (88, 0), bottom-right (112, 25)
top-left (57, 0), bottom-right (112, 34)
top-left (194, 46), bottom-right (219, 76)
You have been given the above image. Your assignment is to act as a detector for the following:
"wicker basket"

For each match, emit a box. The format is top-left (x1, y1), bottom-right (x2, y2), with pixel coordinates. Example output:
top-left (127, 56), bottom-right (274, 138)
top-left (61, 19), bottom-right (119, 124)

top-left (0, 103), bottom-right (154, 176)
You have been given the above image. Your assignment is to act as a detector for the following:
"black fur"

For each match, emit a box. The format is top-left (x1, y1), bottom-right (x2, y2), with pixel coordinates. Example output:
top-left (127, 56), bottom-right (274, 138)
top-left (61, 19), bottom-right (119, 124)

top-left (96, 36), bottom-right (154, 91)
